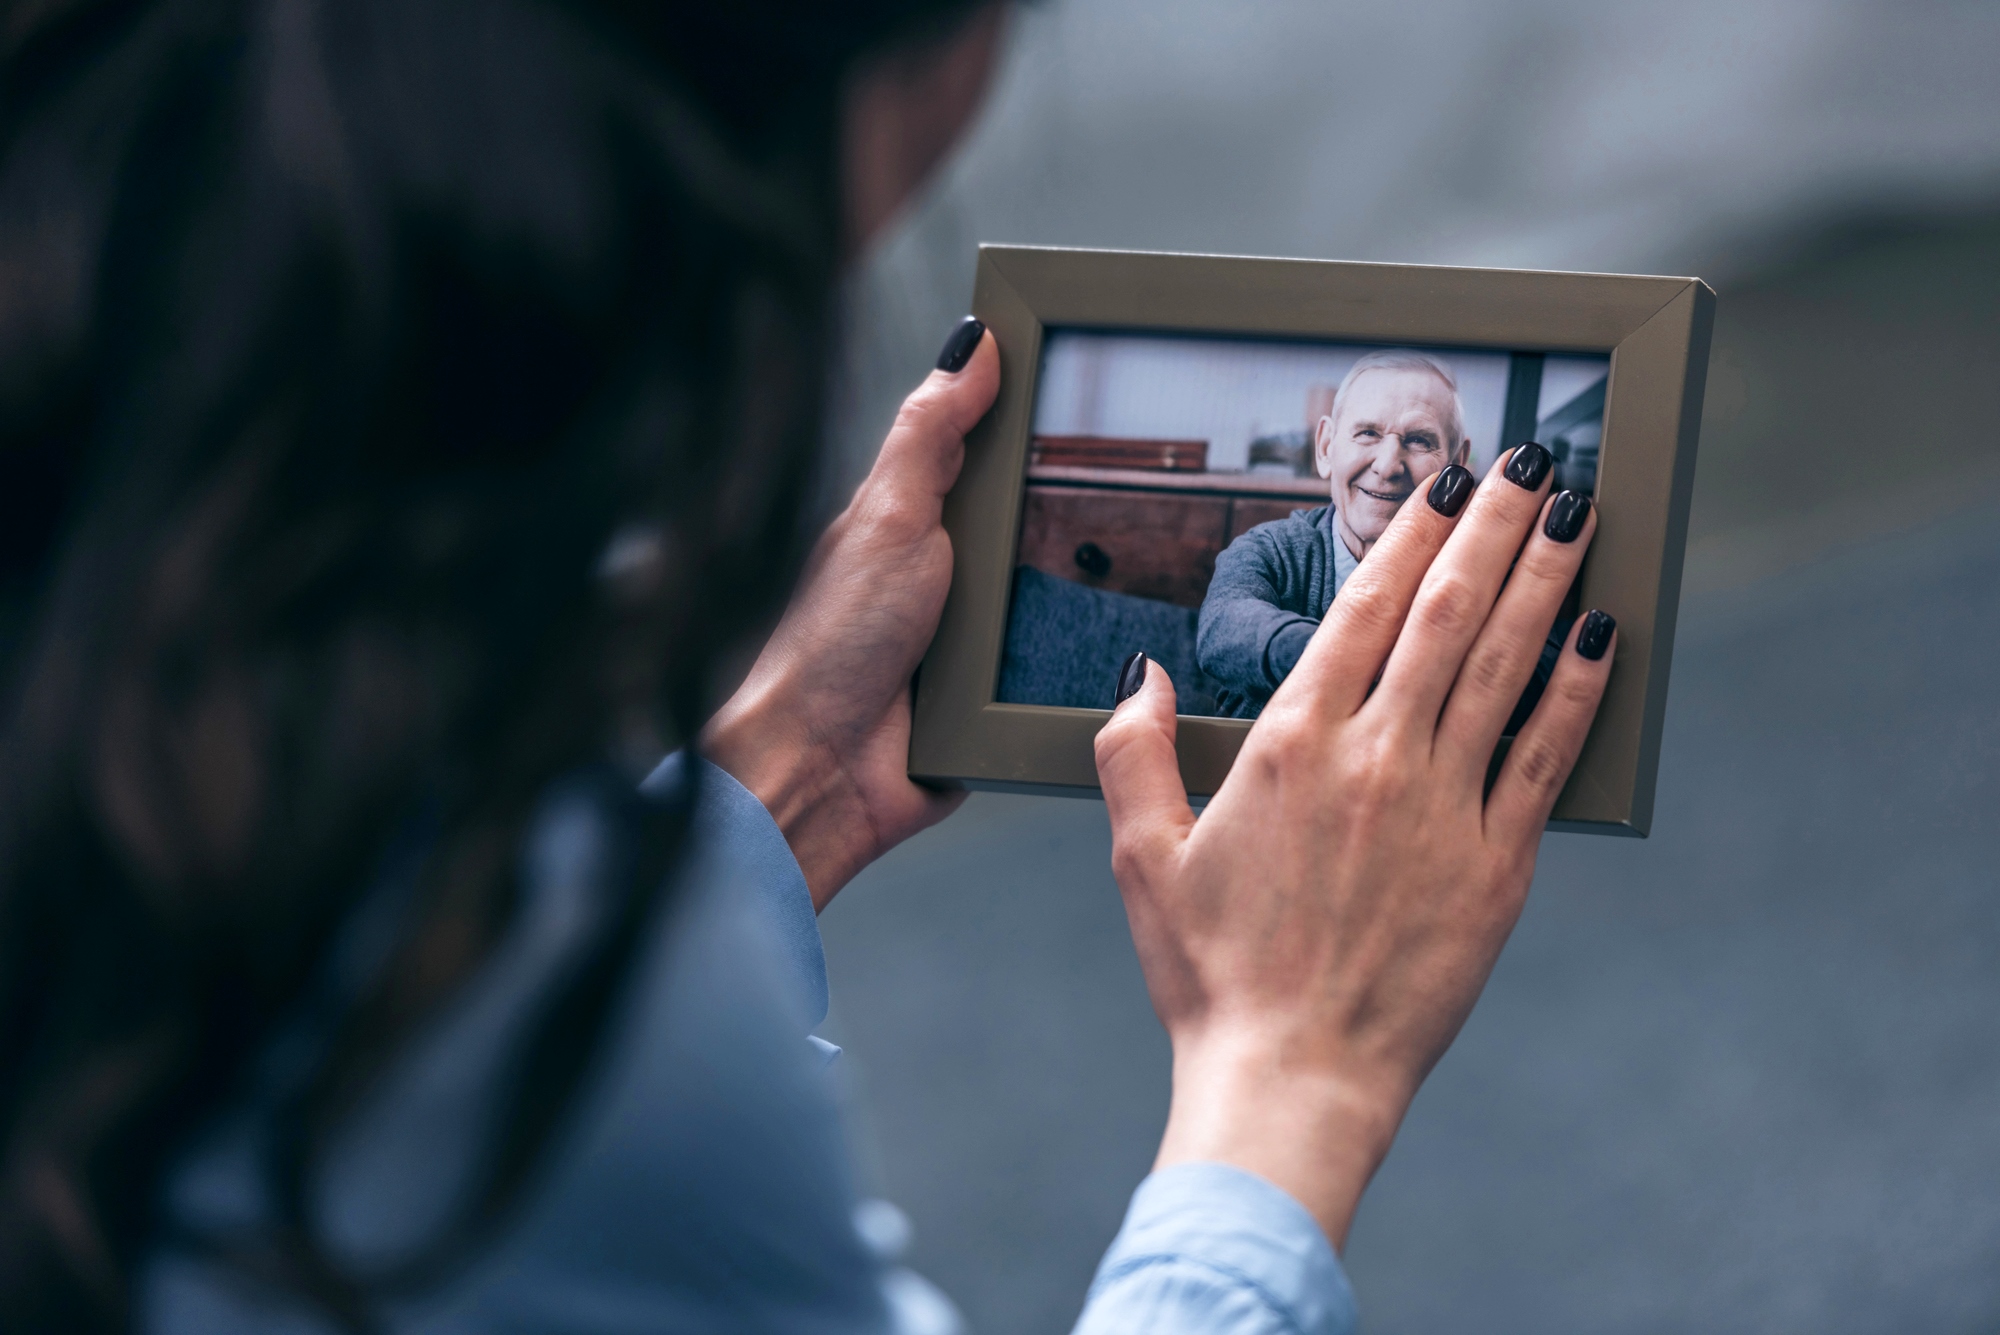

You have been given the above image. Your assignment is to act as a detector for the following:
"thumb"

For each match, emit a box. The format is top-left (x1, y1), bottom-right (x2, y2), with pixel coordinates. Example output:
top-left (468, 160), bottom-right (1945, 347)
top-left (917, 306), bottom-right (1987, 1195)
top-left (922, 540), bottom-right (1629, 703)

top-left (868, 323), bottom-right (1000, 509)
top-left (1095, 654), bottom-right (1196, 880)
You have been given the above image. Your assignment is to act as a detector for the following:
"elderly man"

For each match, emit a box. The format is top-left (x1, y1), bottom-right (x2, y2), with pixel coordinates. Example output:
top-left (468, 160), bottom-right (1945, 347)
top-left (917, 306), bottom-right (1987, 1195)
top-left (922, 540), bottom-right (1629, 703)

top-left (1198, 349), bottom-right (1495, 718)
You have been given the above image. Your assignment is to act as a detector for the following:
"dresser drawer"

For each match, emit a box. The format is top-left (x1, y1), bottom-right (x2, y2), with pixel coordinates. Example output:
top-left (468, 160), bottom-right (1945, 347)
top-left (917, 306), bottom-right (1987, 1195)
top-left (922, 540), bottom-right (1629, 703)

top-left (1225, 495), bottom-right (1318, 543)
top-left (1018, 485), bottom-right (1229, 608)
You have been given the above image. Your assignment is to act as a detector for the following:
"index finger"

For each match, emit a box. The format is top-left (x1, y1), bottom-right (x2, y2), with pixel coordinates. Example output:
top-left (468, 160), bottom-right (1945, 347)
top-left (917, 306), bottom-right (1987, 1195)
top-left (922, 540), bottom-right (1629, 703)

top-left (1367, 445), bottom-right (1552, 733)
top-left (1268, 464), bottom-right (1472, 725)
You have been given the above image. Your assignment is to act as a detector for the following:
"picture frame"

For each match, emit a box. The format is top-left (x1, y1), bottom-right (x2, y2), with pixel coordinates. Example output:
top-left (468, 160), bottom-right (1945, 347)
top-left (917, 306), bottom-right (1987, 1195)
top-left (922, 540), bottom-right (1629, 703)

top-left (909, 245), bottom-right (1714, 836)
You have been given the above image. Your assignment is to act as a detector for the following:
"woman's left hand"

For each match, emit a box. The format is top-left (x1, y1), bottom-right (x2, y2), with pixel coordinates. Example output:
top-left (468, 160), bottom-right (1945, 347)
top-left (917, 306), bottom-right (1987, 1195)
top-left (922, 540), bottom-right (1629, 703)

top-left (702, 321), bottom-right (997, 909)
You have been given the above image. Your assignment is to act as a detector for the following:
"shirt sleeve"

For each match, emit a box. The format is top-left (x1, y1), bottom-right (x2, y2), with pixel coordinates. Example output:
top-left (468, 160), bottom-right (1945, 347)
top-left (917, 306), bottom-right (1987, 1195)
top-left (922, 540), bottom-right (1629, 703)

top-left (1197, 530), bottom-right (1319, 705)
top-left (1073, 1163), bottom-right (1357, 1335)
top-left (1264, 619), bottom-right (1316, 685)
top-left (642, 752), bottom-right (832, 1035)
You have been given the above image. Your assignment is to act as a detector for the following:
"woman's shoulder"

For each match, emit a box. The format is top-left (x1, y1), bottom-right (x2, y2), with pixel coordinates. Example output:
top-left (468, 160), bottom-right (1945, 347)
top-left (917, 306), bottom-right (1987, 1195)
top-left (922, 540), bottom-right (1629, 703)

top-left (142, 763), bottom-right (885, 1335)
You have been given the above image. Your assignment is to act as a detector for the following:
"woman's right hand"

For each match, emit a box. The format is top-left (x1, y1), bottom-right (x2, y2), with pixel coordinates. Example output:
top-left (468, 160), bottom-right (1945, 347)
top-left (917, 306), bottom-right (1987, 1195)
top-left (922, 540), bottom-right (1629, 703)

top-left (1094, 450), bottom-right (1615, 1250)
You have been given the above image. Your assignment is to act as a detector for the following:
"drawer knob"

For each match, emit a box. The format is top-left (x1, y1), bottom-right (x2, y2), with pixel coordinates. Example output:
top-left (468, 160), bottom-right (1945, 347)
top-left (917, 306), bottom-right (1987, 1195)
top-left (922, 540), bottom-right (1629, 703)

top-left (1073, 541), bottom-right (1112, 578)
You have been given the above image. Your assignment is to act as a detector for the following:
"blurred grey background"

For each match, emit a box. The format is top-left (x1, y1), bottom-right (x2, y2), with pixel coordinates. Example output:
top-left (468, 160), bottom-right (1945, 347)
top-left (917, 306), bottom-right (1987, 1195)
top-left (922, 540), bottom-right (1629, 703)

top-left (810, 3), bottom-right (2000, 1331)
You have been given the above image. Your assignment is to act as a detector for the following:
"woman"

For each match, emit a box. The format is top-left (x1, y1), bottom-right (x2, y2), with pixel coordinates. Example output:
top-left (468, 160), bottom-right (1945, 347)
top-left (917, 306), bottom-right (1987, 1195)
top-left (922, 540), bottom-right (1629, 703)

top-left (0, 1), bottom-right (1615, 1331)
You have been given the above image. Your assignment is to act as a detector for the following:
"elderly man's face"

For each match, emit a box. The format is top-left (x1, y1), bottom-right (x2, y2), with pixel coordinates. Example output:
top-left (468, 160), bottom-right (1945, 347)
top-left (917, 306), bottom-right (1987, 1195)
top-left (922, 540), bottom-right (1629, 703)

top-left (1315, 368), bottom-right (1468, 558)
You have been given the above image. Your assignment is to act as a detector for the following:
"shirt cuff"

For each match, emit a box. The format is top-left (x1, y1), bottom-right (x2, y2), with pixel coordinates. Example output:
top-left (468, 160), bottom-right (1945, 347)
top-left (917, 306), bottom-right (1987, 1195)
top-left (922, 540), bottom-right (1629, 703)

top-left (1264, 619), bottom-right (1317, 687)
top-left (1083, 1162), bottom-right (1355, 1335)
top-left (639, 752), bottom-right (832, 1033)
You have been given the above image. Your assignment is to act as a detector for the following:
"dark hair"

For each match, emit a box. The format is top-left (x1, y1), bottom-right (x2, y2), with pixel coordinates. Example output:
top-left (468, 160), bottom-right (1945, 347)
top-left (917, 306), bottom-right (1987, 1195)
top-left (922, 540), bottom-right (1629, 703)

top-left (0, 0), bottom-right (974, 1327)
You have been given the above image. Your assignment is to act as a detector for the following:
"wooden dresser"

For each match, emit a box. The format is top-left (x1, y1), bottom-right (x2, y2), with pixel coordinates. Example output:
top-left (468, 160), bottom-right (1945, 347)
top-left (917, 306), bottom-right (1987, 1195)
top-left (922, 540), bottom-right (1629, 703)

top-left (1018, 464), bottom-right (1329, 610)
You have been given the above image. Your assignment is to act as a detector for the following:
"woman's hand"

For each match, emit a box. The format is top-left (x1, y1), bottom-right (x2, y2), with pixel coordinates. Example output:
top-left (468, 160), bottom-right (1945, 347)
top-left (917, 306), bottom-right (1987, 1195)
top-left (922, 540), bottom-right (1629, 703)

top-left (1095, 449), bottom-right (1615, 1249)
top-left (703, 320), bottom-right (997, 909)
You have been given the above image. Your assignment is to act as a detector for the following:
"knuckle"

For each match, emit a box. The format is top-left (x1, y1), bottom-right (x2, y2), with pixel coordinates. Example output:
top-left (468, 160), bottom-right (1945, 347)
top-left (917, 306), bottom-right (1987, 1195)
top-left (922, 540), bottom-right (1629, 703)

top-left (1344, 727), bottom-right (1412, 801)
top-left (1548, 663), bottom-right (1606, 714)
top-left (1233, 730), bottom-right (1289, 788)
top-left (851, 486), bottom-right (929, 543)
top-left (875, 492), bottom-right (928, 538)
top-left (1093, 722), bottom-right (1124, 768)
top-left (1109, 838), bottom-right (1150, 887)
top-left (1511, 734), bottom-right (1573, 794)
top-left (1511, 552), bottom-right (1583, 604)
top-left (893, 377), bottom-right (972, 442)
top-left (1330, 569), bottom-right (1401, 637)
top-left (1094, 709), bottom-right (1150, 765)
top-left (1412, 575), bottom-right (1483, 641)
top-left (893, 383), bottom-right (948, 432)
top-left (1457, 637), bottom-right (1517, 700)
top-left (1514, 537), bottom-right (1577, 584)
top-left (1093, 721), bottom-right (1123, 767)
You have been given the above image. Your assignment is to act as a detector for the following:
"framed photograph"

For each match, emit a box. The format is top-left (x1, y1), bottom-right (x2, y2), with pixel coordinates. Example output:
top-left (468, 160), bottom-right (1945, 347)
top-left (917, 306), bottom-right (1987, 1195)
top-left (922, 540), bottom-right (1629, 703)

top-left (910, 246), bottom-right (1713, 835)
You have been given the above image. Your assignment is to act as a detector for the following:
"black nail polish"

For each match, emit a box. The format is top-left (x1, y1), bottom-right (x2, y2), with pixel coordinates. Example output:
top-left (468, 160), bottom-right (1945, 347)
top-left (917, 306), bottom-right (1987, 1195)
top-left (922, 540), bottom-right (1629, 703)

top-left (936, 317), bottom-right (985, 373)
top-left (1427, 464), bottom-right (1474, 516)
top-left (1576, 609), bottom-right (1616, 661)
top-left (1114, 650), bottom-right (1148, 705)
top-left (1545, 490), bottom-right (1591, 543)
top-left (1504, 441), bottom-right (1553, 490)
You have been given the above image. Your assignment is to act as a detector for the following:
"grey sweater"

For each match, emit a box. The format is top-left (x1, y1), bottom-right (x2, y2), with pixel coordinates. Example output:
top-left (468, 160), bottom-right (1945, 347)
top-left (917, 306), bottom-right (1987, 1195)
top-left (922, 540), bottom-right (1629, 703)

top-left (1196, 505), bottom-right (1356, 719)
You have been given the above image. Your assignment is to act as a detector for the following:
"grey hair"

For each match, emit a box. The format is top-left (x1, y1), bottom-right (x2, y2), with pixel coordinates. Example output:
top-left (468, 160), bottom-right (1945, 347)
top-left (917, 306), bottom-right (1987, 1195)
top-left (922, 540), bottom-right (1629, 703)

top-left (1324, 349), bottom-right (1466, 452)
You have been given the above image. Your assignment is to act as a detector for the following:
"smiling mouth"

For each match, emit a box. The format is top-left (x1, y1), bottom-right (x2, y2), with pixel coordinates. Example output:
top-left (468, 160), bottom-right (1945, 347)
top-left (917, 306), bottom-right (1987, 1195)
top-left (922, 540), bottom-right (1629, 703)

top-left (1354, 485), bottom-right (1408, 504)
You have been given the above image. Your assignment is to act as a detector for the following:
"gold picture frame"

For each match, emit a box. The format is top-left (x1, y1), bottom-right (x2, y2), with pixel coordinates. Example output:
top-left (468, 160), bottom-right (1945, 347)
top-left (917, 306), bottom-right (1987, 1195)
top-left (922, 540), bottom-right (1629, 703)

top-left (909, 245), bottom-right (1713, 836)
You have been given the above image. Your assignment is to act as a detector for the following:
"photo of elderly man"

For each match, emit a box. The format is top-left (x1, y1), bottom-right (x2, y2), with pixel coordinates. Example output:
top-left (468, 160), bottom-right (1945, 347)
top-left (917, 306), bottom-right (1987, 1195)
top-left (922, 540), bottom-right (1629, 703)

top-left (1197, 349), bottom-right (1471, 718)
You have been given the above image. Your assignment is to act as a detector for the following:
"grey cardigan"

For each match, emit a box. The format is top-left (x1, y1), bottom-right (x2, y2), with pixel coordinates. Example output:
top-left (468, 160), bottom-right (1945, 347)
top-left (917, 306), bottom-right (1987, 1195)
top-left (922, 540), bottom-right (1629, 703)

top-left (1196, 505), bottom-right (1355, 718)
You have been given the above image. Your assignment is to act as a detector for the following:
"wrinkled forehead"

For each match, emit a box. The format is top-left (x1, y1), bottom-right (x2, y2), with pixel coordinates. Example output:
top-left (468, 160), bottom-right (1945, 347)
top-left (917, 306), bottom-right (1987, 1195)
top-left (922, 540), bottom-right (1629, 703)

top-left (1333, 366), bottom-right (1457, 426)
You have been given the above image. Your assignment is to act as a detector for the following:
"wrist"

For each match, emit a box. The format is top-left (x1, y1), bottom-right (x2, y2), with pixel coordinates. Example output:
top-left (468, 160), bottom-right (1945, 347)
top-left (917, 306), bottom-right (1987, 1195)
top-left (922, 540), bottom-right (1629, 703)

top-left (702, 685), bottom-right (870, 910)
top-left (1156, 1024), bottom-right (1411, 1251)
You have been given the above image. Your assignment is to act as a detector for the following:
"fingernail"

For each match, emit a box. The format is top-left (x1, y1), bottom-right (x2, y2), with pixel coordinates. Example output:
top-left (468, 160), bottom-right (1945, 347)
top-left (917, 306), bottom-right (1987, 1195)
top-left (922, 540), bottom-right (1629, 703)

top-left (1504, 441), bottom-right (1553, 490)
top-left (1545, 490), bottom-right (1591, 542)
top-left (1426, 463), bottom-right (1474, 516)
top-left (936, 317), bottom-right (985, 373)
top-left (1114, 650), bottom-right (1148, 706)
top-left (1576, 609), bottom-right (1616, 661)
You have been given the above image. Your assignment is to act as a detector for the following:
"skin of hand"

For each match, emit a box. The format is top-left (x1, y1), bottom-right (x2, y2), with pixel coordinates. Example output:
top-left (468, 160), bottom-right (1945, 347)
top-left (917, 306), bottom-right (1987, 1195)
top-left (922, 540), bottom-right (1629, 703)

top-left (1094, 452), bottom-right (1614, 1250)
top-left (702, 332), bottom-right (999, 909)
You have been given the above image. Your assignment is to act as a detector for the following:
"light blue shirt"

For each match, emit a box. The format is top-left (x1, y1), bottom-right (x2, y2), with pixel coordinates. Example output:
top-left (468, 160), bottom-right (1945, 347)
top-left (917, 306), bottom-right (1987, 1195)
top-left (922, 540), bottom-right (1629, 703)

top-left (143, 758), bottom-right (1355, 1334)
